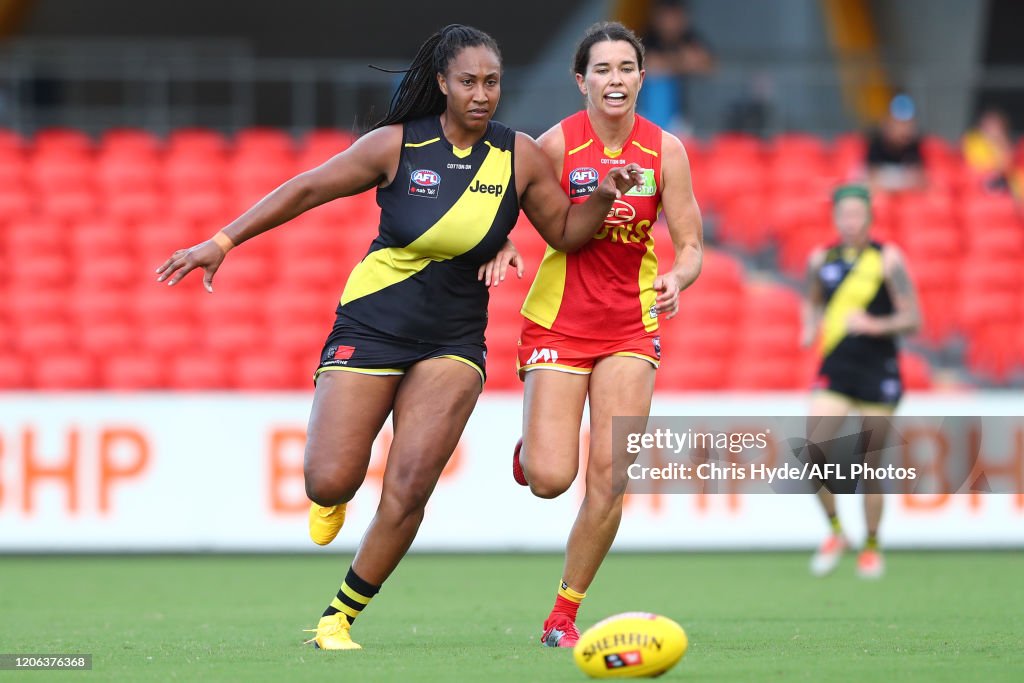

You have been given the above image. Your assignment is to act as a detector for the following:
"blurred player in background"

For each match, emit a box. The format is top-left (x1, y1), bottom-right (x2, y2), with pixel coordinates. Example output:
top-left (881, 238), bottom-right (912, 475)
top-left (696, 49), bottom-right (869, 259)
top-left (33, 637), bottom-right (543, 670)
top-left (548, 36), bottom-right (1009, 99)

top-left (156, 24), bottom-right (642, 649)
top-left (801, 184), bottom-right (922, 579)
top-left (512, 22), bottom-right (703, 646)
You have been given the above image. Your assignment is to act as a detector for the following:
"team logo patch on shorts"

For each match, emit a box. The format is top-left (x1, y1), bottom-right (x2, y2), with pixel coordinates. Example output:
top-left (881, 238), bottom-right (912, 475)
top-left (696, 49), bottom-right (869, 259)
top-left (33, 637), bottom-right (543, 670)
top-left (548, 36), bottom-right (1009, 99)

top-left (409, 169), bottom-right (441, 198)
top-left (322, 345), bottom-right (356, 366)
top-left (569, 166), bottom-right (599, 198)
top-left (653, 336), bottom-right (661, 359)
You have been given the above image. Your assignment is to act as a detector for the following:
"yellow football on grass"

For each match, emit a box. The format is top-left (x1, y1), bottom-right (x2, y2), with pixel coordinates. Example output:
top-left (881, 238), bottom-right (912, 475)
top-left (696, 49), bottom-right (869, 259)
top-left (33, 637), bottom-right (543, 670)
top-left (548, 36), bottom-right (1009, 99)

top-left (573, 612), bottom-right (687, 678)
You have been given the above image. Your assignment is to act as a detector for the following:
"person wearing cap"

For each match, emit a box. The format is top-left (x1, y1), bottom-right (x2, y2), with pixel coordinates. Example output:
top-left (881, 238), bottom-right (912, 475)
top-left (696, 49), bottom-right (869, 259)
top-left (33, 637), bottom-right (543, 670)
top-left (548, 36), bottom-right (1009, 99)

top-left (800, 184), bottom-right (922, 580)
top-left (865, 94), bottom-right (926, 191)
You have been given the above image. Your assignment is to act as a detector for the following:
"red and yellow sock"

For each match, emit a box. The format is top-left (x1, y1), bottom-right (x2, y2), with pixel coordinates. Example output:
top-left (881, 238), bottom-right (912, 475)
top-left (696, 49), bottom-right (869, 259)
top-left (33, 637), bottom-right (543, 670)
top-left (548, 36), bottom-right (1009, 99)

top-left (549, 580), bottom-right (586, 623)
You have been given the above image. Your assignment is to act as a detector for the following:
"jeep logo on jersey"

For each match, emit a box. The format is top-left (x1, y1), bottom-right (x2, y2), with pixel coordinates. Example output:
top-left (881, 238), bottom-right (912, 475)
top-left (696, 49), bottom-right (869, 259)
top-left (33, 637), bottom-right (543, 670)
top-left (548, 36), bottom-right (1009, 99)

top-left (469, 179), bottom-right (503, 195)
top-left (569, 166), bottom-right (599, 198)
top-left (605, 199), bottom-right (637, 225)
top-left (409, 169), bottom-right (441, 198)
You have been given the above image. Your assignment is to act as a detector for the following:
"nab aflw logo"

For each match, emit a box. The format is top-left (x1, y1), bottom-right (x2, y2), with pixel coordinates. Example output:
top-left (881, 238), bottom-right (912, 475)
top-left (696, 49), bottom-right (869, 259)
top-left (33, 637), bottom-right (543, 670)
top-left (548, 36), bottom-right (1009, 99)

top-left (409, 169), bottom-right (441, 198)
top-left (527, 348), bottom-right (559, 364)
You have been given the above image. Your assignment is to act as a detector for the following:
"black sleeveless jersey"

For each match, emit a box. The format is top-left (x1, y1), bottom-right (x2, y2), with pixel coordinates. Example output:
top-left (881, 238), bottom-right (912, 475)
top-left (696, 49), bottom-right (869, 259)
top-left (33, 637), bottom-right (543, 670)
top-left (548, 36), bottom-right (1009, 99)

top-left (817, 240), bottom-right (897, 364)
top-left (338, 116), bottom-right (519, 344)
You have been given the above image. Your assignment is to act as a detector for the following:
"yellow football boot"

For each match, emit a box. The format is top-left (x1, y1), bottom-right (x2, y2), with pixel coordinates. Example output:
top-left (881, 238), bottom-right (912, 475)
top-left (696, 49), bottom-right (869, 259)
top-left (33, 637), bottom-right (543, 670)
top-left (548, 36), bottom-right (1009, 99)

top-left (304, 614), bottom-right (362, 650)
top-left (308, 502), bottom-right (346, 546)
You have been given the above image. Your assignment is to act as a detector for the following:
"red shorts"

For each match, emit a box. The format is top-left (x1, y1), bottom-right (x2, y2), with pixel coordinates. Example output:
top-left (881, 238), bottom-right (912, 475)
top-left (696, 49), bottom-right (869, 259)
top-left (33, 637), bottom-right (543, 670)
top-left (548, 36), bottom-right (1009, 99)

top-left (516, 319), bottom-right (661, 379)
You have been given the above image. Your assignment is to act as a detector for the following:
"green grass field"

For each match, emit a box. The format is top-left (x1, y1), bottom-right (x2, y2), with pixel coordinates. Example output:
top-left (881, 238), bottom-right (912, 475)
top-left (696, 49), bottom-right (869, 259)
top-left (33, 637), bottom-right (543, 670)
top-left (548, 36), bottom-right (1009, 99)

top-left (2, 552), bottom-right (1022, 682)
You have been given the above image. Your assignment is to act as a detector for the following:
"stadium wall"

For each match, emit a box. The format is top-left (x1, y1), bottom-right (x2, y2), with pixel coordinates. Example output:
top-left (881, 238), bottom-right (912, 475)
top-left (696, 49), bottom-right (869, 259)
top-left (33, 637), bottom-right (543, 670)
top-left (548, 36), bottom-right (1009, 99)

top-left (1, 393), bottom-right (1022, 553)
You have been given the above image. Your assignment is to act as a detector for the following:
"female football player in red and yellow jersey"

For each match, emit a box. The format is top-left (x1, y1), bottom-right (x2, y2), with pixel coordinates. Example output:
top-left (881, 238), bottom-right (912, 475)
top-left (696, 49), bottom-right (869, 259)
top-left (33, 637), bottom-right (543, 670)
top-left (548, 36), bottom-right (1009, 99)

top-left (511, 22), bottom-right (703, 647)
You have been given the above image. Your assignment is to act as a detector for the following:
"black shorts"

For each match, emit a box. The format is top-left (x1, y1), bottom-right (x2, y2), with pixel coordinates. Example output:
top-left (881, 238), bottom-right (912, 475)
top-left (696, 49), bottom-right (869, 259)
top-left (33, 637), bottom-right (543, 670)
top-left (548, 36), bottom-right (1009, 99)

top-left (815, 354), bottom-right (902, 407)
top-left (314, 314), bottom-right (486, 385)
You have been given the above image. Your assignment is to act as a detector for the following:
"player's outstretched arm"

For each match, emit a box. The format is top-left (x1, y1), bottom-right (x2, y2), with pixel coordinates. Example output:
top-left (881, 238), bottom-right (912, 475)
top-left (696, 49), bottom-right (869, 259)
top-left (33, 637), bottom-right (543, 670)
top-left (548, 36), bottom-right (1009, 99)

top-left (654, 132), bottom-right (703, 320)
top-left (156, 125), bottom-right (402, 291)
top-left (515, 131), bottom-right (643, 252)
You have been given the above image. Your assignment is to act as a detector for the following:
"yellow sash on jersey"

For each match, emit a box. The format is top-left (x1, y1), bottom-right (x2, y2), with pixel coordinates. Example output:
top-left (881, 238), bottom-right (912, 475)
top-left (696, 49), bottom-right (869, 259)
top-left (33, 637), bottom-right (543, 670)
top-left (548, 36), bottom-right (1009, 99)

top-left (820, 247), bottom-right (885, 357)
top-left (340, 142), bottom-right (512, 306)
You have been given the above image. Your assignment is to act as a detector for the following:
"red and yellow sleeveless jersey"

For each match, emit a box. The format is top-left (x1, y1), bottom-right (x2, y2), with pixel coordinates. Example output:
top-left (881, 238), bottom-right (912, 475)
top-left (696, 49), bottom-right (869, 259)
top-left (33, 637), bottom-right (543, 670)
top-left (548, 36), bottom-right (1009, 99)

top-left (521, 111), bottom-right (663, 340)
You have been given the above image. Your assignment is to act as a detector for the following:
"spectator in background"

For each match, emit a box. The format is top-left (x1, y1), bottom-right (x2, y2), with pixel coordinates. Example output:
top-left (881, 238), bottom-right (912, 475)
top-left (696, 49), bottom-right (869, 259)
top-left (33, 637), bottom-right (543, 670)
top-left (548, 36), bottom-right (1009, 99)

top-left (963, 107), bottom-right (1022, 199)
top-left (639, 0), bottom-right (715, 133)
top-left (866, 94), bottom-right (926, 192)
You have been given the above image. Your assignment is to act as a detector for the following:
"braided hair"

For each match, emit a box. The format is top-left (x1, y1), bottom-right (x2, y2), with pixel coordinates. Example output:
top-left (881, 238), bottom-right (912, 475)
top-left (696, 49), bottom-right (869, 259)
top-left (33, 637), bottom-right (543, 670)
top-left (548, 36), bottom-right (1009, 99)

top-left (374, 24), bottom-right (501, 129)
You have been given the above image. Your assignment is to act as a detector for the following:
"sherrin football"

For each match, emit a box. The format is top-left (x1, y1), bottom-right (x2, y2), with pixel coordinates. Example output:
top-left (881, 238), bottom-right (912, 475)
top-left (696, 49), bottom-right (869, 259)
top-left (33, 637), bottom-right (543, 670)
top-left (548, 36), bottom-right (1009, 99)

top-left (573, 612), bottom-right (687, 678)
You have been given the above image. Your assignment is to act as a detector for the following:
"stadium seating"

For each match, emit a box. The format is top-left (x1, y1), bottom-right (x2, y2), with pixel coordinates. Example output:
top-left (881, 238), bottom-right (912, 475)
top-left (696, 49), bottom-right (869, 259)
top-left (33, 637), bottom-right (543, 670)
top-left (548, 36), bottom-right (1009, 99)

top-left (2, 126), bottom-right (1016, 390)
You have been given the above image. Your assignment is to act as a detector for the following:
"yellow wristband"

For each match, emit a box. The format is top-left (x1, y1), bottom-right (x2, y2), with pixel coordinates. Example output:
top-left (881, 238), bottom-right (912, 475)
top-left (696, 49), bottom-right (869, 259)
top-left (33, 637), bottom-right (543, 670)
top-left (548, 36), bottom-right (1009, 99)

top-left (211, 230), bottom-right (235, 254)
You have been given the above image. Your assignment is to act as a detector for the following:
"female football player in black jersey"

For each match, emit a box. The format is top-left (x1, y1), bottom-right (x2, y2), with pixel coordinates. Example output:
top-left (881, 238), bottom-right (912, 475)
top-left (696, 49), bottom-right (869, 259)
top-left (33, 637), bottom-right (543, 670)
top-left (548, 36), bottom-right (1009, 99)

top-left (156, 24), bottom-right (643, 649)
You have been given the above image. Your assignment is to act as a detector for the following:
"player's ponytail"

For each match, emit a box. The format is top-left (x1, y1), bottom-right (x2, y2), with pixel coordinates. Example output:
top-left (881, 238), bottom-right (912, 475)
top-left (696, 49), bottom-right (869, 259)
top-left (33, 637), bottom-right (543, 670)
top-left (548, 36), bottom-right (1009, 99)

top-left (374, 24), bottom-right (502, 129)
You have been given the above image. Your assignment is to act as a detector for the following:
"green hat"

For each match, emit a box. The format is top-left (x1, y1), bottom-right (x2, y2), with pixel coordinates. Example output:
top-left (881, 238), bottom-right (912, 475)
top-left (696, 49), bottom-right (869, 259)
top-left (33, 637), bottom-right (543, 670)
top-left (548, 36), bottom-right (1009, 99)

top-left (832, 184), bottom-right (871, 206)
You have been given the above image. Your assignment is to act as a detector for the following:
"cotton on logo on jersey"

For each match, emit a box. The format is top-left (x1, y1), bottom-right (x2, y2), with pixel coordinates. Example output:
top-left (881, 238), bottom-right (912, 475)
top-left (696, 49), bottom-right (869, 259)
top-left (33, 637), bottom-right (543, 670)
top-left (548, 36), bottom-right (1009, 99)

top-left (527, 348), bottom-right (559, 364)
top-left (569, 166), bottom-right (599, 198)
top-left (409, 169), bottom-right (441, 198)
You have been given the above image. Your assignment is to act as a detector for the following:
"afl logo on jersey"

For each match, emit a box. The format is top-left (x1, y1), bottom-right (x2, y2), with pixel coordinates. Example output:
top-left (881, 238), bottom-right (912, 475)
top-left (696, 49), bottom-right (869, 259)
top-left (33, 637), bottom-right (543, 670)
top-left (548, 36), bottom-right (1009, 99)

top-left (409, 169), bottom-right (441, 198)
top-left (569, 166), bottom-right (599, 198)
top-left (605, 199), bottom-right (636, 225)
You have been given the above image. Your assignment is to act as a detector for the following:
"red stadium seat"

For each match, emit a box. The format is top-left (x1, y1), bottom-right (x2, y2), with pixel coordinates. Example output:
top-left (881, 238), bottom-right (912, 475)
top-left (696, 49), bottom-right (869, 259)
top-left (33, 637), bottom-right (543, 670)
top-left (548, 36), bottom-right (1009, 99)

top-left (268, 319), bottom-right (329, 357)
top-left (40, 189), bottom-right (98, 221)
top-left (167, 352), bottom-right (231, 389)
top-left (31, 355), bottom-right (99, 389)
top-left (899, 351), bottom-right (932, 390)
top-left (201, 320), bottom-right (265, 354)
top-left (960, 260), bottom-right (1021, 293)
top-left (107, 189), bottom-right (164, 223)
top-left (13, 319), bottom-right (74, 353)
top-left (264, 287), bottom-right (336, 327)
top-left (278, 253), bottom-right (347, 292)
top-left (235, 127), bottom-right (296, 154)
top-left (96, 156), bottom-right (161, 194)
top-left (196, 292), bottom-right (262, 325)
top-left (165, 157), bottom-right (227, 194)
top-left (102, 355), bottom-right (167, 389)
top-left (29, 157), bottom-right (94, 192)
top-left (138, 321), bottom-right (201, 355)
top-left (0, 128), bottom-right (26, 152)
top-left (80, 319), bottom-right (138, 354)
top-left (67, 288), bottom-right (133, 326)
top-left (741, 284), bottom-right (802, 328)
top-left (958, 290), bottom-right (1020, 336)
top-left (965, 325), bottom-right (1020, 384)
top-left (671, 322), bottom-right (738, 359)
top-left (33, 128), bottom-right (94, 156)
top-left (3, 286), bottom-right (67, 325)
top-left (0, 355), bottom-right (29, 388)
top-left (715, 192), bottom-right (771, 251)
top-left (966, 224), bottom-right (1024, 258)
top-left (7, 251), bottom-right (69, 288)
top-left (0, 188), bottom-right (35, 220)
top-left (168, 189), bottom-right (230, 225)
top-left (100, 128), bottom-right (163, 156)
top-left (167, 128), bottom-right (228, 156)
top-left (73, 252), bottom-right (143, 291)
top-left (231, 356), bottom-right (305, 390)
top-left (657, 353), bottom-right (729, 391)
top-left (0, 156), bottom-right (26, 187)
top-left (727, 356), bottom-right (803, 390)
